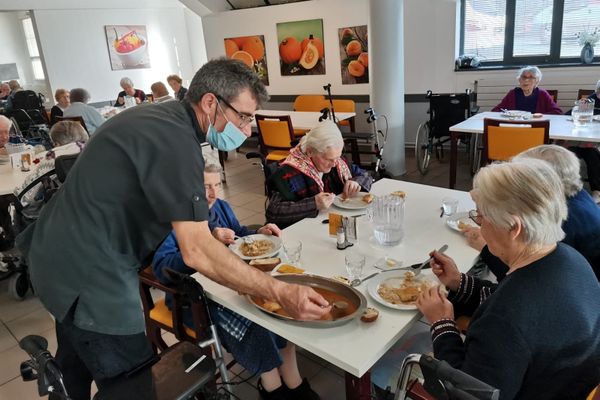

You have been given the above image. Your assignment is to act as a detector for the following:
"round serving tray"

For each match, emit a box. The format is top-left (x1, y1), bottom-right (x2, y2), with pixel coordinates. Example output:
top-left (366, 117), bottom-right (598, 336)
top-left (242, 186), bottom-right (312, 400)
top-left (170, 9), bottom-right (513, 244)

top-left (247, 274), bottom-right (367, 328)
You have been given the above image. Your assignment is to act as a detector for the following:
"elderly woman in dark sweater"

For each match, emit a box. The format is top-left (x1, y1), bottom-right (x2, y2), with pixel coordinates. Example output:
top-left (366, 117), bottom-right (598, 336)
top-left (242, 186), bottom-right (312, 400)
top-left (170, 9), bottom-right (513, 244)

top-left (418, 159), bottom-right (600, 399)
top-left (492, 66), bottom-right (562, 114)
top-left (463, 144), bottom-right (600, 280)
top-left (266, 120), bottom-right (372, 228)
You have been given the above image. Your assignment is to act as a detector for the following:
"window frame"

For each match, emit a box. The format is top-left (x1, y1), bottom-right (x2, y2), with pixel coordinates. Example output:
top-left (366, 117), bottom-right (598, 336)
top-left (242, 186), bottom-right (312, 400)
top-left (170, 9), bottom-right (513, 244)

top-left (21, 16), bottom-right (45, 81)
top-left (460, 0), bottom-right (598, 67)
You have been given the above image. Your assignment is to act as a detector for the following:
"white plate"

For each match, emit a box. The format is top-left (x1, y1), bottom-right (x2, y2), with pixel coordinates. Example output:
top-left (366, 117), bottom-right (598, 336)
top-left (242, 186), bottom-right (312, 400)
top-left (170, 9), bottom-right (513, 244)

top-left (501, 110), bottom-right (532, 119)
top-left (230, 234), bottom-right (282, 260)
top-left (333, 193), bottom-right (370, 210)
top-left (367, 271), bottom-right (437, 310)
top-left (445, 212), bottom-right (476, 232)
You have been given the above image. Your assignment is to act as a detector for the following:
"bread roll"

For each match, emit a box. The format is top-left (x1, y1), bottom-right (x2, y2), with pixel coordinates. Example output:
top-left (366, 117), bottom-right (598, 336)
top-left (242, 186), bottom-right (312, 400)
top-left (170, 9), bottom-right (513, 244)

top-left (249, 257), bottom-right (281, 272)
top-left (361, 307), bottom-right (379, 323)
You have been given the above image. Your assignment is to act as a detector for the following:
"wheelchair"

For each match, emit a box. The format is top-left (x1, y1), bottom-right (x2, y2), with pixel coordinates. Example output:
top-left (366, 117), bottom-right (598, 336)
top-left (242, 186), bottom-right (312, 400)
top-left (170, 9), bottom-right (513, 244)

top-left (394, 354), bottom-right (499, 400)
top-left (415, 90), bottom-right (477, 175)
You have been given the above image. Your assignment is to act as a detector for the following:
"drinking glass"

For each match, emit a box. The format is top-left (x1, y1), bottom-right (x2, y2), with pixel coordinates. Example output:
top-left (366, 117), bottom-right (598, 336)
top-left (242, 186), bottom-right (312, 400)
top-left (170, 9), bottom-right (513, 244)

top-left (572, 99), bottom-right (594, 127)
top-left (441, 197), bottom-right (459, 216)
top-left (283, 240), bottom-right (302, 265)
top-left (367, 194), bottom-right (405, 246)
top-left (345, 251), bottom-right (365, 282)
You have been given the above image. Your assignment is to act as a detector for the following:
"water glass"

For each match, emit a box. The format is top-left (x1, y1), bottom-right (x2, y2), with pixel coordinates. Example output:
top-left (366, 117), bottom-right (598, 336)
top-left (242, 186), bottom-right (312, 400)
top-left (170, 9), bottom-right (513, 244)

top-left (441, 197), bottom-right (459, 216)
top-left (572, 99), bottom-right (594, 127)
top-left (283, 240), bottom-right (302, 265)
top-left (345, 252), bottom-right (365, 281)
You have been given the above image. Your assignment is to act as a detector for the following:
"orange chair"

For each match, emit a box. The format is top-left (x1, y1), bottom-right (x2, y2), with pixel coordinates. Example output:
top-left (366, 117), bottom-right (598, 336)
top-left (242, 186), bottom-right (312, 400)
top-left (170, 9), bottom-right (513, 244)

top-left (255, 114), bottom-right (296, 162)
top-left (588, 385), bottom-right (599, 400)
top-left (331, 99), bottom-right (356, 132)
top-left (481, 118), bottom-right (550, 165)
top-left (293, 95), bottom-right (328, 136)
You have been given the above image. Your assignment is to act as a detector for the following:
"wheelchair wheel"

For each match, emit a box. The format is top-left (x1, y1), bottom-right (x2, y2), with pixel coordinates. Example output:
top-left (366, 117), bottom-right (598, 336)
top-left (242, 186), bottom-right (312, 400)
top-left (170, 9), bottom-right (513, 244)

top-left (415, 122), bottom-right (432, 175)
top-left (9, 271), bottom-right (29, 301)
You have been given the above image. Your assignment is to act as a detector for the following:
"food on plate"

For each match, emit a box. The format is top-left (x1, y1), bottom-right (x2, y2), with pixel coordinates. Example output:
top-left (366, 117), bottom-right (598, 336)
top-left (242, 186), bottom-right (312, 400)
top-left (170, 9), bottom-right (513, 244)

top-left (254, 287), bottom-right (357, 321)
top-left (240, 239), bottom-right (274, 257)
top-left (377, 271), bottom-right (436, 305)
top-left (533, 113), bottom-right (543, 118)
top-left (390, 190), bottom-right (406, 198)
top-left (332, 275), bottom-right (351, 285)
top-left (249, 257), bottom-right (281, 272)
top-left (276, 264), bottom-right (305, 274)
top-left (262, 300), bottom-right (282, 313)
top-left (361, 307), bottom-right (379, 323)
top-left (457, 220), bottom-right (469, 231)
top-left (386, 258), bottom-right (397, 267)
top-left (114, 31), bottom-right (144, 54)
top-left (362, 194), bottom-right (375, 204)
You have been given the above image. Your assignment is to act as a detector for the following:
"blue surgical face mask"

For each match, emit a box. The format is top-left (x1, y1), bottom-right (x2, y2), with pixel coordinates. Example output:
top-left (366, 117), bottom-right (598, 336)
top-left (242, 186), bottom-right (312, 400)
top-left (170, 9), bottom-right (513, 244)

top-left (205, 102), bottom-right (247, 151)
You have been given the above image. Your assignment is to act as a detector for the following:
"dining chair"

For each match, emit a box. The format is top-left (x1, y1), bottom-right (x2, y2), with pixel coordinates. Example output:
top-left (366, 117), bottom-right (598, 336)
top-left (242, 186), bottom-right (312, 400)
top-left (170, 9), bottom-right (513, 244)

top-left (255, 114), bottom-right (296, 162)
top-left (546, 89), bottom-right (558, 103)
top-left (331, 99), bottom-right (356, 132)
top-left (293, 95), bottom-right (328, 136)
top-left (481, 118), bottom-right (550, 166)
top-left (55, 115), bottom-right (88, 133)
top-left (578, 89), bottom-right (594, 100)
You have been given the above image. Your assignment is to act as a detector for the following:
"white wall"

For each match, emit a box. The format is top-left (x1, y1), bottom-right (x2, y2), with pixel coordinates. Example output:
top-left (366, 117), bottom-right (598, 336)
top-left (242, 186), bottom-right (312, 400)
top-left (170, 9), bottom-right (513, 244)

top-left (33, 6), bottom-right (196, 103)
top-left (200, 0), bottom-right (459, 96)
top-left (0, 11), bottom-right (36, 86)
top-left (184, 7), bottom-right (208, 73)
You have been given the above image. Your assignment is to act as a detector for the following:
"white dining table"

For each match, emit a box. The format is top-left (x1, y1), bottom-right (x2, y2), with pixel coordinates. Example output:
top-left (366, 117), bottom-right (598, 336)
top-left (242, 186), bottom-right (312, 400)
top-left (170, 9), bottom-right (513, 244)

top-left (448, 111), bottom-right (600, 188)
top-left (192, 179), bottom-right (479, 400)
top-left (251, 109), bottom-right (356, 131)
top-left (0, 159), bottom-right (37, 196)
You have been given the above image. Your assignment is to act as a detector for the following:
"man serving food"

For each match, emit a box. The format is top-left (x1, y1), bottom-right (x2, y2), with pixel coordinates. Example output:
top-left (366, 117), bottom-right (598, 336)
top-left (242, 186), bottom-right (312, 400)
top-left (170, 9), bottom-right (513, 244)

top-left (17, 58), bottom-right (330, 400)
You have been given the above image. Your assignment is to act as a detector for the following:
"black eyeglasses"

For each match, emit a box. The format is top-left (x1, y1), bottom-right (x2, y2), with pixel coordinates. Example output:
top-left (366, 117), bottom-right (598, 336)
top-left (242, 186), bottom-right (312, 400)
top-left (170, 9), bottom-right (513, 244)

top-left (215, 95), bottom-right (254, 128)
top-left (468, 209), bottom-right (482, 226)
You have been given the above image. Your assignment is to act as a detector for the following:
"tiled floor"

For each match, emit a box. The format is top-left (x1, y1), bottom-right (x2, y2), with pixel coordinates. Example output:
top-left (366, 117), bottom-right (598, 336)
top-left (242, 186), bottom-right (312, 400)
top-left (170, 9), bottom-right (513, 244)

top-left (0, 142), bottom-right (473, 399)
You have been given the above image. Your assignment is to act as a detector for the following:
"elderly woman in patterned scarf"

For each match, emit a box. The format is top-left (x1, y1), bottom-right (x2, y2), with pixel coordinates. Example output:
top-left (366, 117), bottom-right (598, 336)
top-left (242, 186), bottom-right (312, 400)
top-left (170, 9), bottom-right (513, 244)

top-left (266, 120), bottom-right (372, 228)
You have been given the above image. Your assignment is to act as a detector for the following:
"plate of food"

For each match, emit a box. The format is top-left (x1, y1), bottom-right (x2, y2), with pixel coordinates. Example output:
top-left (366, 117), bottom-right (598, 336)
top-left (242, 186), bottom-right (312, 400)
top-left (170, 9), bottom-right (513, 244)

top-left (367, 271), bottom-right (439, 310)
top-left (333, 193), bottom-right (373, 210)
top-left (231, 234), bottom-right (282, 260)
top-left (445, 212), bottom-right (477, 232)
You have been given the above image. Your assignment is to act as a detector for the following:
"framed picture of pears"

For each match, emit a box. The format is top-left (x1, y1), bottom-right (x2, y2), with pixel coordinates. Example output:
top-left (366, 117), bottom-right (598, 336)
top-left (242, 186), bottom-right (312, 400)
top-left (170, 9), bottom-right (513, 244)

top-left (339, 25), bottom-right (368, 84)
top-left (276, 19), bottom-right (325, 76)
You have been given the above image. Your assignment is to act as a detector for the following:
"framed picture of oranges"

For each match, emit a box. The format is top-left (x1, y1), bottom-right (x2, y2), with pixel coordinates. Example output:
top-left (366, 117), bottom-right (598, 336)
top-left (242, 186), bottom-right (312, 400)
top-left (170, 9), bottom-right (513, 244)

top-left (224, 35), bottom-right (269, 86)
top-left (339, 25), bottom-right (368, 84)
top-left (104, 25), bottom-right (150, 70)
top-left (276, 19), bottom-right (325, 76)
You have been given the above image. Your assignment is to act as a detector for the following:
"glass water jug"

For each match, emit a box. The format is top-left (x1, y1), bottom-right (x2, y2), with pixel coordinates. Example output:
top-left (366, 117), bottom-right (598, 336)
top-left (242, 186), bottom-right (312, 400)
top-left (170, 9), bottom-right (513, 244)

top-left (367, 194), bottom-right (405, 246)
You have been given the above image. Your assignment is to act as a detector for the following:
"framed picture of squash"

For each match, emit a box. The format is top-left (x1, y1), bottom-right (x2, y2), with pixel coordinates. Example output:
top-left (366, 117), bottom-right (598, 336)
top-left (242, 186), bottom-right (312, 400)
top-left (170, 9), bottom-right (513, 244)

top-left (276, 19), bottom-right (325, 76)
top-left (224, 35), bottom-right (269, 86)
top-left (339, 25), bottom-right (368, 84)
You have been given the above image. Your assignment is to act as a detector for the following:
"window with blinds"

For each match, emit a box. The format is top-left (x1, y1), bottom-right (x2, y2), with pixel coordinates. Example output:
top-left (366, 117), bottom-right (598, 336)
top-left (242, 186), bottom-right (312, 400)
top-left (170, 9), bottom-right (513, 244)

top-left (22, 17), bottom-right (45, 80)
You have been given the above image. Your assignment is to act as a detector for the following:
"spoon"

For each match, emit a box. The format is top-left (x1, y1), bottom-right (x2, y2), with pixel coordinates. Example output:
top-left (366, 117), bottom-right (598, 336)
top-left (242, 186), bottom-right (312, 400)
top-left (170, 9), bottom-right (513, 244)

top-left (414, 244), bottom-right (448, 276)
top-left (350, 271), bottom-right (379, 287)
top-left (234, 235), bottom-right (254, 244)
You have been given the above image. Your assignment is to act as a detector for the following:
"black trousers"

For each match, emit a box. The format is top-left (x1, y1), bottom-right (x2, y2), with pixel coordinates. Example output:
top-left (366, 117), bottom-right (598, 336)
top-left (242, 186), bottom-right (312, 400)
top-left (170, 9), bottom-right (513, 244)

top-left (51, 305), bottom-right (153, 400)
top-left (570, 146), bottom-right (600, 191)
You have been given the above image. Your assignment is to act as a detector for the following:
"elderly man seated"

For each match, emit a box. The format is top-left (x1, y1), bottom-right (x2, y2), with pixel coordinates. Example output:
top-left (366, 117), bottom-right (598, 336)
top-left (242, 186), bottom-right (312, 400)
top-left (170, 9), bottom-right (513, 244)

top-left (63, 88), bottom-right (105, 135)
top-left (0, 83), bottom-right (10, 101)
top-left (153, 164), bottom-right (320, 400)
top-left (266, 120), bottom-right (372, 228)
top-left (0, 115), bottom-right (10, 155)
top-left (463, 144), bottom-right (600, 280)
top-left (150, 82), bottom-right (173, 103)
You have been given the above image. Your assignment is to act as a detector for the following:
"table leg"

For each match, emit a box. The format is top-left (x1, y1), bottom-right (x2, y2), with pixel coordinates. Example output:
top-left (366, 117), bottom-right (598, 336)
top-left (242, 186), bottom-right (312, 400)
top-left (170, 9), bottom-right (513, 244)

top-left (449, 132), bottom-right (459, 189)
top-left (345, 371), bottom-right (372, 400)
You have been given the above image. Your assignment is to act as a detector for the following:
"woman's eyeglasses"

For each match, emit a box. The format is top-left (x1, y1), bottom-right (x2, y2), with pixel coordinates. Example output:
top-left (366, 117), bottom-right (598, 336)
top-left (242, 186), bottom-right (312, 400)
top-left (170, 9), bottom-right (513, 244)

top-left (216, 95), bottom-right (254, 128)
top-left (468, 209), bottom-right (483, 226)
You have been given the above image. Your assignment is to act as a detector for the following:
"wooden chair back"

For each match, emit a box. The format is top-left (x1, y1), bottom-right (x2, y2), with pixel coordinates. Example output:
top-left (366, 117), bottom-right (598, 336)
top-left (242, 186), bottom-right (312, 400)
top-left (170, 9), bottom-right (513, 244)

top-left (546, 89), bottom-right (558, 103)
top-left (482, 118), bottom-right (550, 165)
top-left (578, 89), bottom-right (595, 100)
top-left (55, 116), bottom-right (88, 133)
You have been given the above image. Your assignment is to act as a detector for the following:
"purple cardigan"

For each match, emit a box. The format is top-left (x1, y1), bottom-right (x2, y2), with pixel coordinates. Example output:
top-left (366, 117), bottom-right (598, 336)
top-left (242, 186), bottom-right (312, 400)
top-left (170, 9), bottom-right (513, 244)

top-left (492, 87), bottom-right (563, 114)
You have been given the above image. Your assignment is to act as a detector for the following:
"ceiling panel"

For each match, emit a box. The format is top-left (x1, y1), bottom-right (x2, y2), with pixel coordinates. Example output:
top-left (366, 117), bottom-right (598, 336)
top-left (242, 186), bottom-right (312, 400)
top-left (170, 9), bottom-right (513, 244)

top-left (226, 0), bottom-right (309, 10)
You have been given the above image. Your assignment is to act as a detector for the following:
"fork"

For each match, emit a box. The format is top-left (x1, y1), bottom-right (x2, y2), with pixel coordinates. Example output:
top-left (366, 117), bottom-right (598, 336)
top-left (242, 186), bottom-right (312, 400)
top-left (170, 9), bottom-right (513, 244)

top-left (413, 244), bottom-right (448, 276)
top-left (234, 235), bottom-right (254, 244)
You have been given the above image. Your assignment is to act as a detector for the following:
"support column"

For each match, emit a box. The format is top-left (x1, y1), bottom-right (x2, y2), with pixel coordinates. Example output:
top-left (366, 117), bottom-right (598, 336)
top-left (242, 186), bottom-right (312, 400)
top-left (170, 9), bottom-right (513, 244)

top-left (369, 0), bottom-right (405, 176)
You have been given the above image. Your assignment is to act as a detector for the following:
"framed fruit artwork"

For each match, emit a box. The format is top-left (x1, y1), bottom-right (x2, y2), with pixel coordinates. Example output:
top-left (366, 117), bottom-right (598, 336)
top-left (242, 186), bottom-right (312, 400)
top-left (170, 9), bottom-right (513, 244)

top-left (104, 25), bottom-right (150, 70)
top-left (339, 25), bottom-right (368, 84)
top-left (224, 35), bottom-right (269, 86)
top-left (276, 19), bottom-right (325, 76)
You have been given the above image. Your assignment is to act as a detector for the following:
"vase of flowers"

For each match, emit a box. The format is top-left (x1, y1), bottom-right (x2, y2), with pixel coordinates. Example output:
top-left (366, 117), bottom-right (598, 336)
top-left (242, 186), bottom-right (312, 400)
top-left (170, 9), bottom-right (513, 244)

top-left (576, 28), bottom-right (599, 64)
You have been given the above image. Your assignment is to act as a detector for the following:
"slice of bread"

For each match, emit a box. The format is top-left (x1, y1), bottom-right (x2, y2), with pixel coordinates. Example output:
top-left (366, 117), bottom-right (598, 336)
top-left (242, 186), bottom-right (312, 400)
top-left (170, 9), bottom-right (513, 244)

top-left (361, 307), bottom-right (379, 323)
top-left (276, 264), bottom-right (305, 274)
top-left (249, 257), bottom-right (281, 272)
top-left (362, 194), bottom-right (375, 204)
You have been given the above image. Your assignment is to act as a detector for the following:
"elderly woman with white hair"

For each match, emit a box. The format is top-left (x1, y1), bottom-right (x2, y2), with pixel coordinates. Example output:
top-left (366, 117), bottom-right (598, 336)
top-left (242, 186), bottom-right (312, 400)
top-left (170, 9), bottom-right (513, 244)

top-left (463, 144), bottom-right (600, 280)
top-left (266, 120), bottom-right (372, 228)
top-left (115, 77), bottom-right (146, 107)
top-left (418, 159), bottom-right (600, 399)
top-left (492, 66), bottom-right (562, 114)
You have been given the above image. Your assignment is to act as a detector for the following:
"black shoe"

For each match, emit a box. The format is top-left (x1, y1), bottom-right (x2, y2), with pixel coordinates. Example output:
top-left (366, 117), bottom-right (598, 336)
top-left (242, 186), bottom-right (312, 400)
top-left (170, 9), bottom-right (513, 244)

top-left (257, 378), bottom-right (288, 400)
top-left (288, 378), bottom-right (320, 400)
